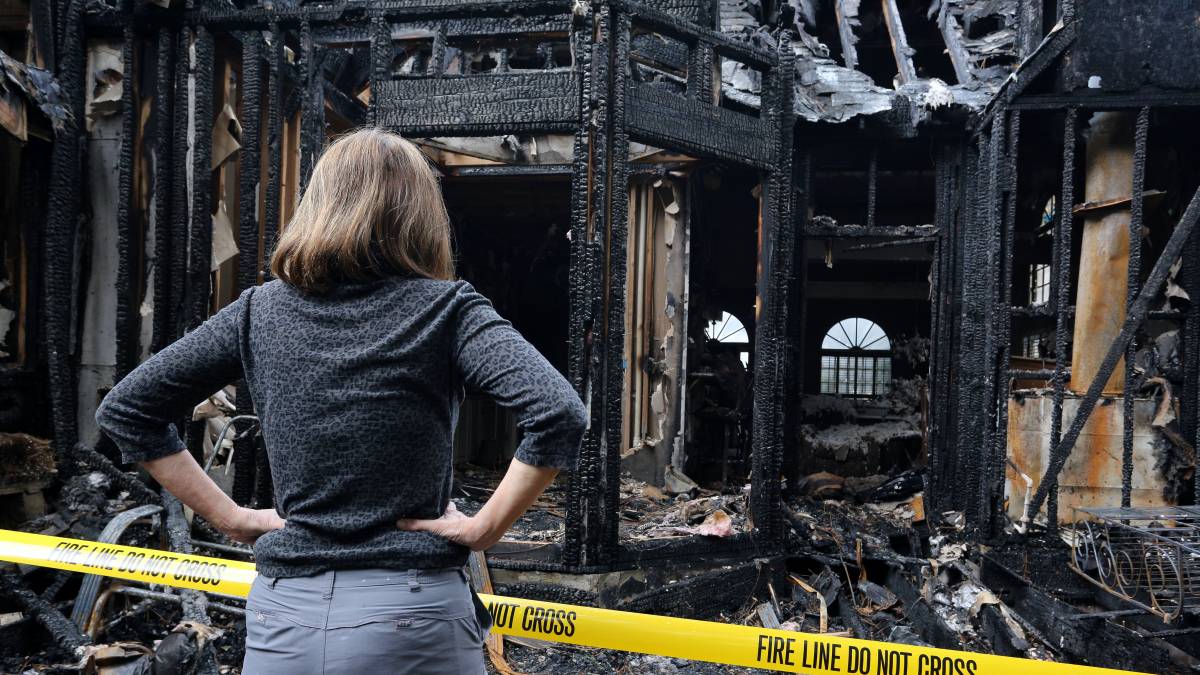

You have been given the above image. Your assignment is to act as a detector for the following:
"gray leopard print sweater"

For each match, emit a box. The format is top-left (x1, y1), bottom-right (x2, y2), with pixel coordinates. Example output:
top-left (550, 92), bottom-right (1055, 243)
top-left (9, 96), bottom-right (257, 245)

top-left (96, 277), bottom-right (586, 577)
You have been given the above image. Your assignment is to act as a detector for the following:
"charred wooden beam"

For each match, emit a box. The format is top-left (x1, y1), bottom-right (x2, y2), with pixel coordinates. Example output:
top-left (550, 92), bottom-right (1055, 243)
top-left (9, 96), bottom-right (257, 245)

top-left (1045, 107), bottom-right (1078, 528)
top-left (833, 0), bottom-right (860, 71)
top-left (234, 32), bottom-right (263, 507)
top-left (0, 570), bottom-right (90, 653)
top-left (43, 0), bottom-right (86, 462)
top-left (1121, 107), bottom-right (1149, 507)
top-left (163, 493), bottom-right (219, 675)
top-left (804, 218), bottom-right (937, 239)
top-left (150, 29), bottom-right (176, 353)
top-left (980, 555), bottom-right (1181, 672)
top-left (313, 15), bottom-right (573, 46)
top-left (298, 20), bottom-right (321, 191)
top-left (748, 33), bottom-right (795, 542)
top-left (187, 27), bottom-right (215, 330)
top-left (881, 0), bottom-right (916, 85)
top-left (171, 0), bottom-right (571, 30)
top-left (323, 79), bottom-right (367, 126)
top-left (599, 8), bottom-right (633, 564)
top-left (114, 24), bottom-right (139, 381)
top-left (1017, 0), bottom-right (1043, 58)
top-left (561, 5), bottom-right (595, 569)
top-left (73, 444), bottom-right (160, 504)
top-left (373, 72), bottom-right (579, 136)
top-left (167, 27), bottom-right (191, 344)
top-left (937, 3), bottom-right (973, 85)
top-left (263, 22), bottom-right (283, 276)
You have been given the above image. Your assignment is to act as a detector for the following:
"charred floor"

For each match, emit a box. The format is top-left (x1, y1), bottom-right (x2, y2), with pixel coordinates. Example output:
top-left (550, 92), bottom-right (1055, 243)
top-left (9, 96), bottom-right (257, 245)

top-left (2, 0), bottom-right (1200, 672)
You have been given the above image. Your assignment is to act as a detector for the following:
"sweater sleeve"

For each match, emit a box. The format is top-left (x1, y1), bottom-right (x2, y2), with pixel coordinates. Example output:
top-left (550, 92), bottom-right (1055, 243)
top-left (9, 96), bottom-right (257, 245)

top-left (96, 288), bottom-right (251, 464)
top-left (453, 283), bottom-right (586, 470)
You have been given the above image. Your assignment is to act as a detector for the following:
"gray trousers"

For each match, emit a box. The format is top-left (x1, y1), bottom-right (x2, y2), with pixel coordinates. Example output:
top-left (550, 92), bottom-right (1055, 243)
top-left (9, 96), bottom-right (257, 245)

top-left (243, 567), bottom-right (489, 674)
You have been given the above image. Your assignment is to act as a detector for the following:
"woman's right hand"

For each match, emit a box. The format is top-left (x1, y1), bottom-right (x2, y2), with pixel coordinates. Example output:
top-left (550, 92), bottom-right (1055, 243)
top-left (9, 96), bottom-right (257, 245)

top-left (219, 506), bottom-right (286, 546)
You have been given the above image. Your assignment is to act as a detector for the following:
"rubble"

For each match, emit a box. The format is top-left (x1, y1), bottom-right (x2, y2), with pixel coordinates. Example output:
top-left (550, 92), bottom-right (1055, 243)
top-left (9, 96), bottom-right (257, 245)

top-left (617, 477), bottom-right (749, 540)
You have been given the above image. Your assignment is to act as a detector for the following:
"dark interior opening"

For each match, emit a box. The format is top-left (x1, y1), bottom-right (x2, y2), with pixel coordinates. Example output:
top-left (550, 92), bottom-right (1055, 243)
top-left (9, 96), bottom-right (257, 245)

top-left (442, 175), bottom-right (573, 544)
top-left (443, 176), bottom-right (572, 468)
top-left (899, 0), bottom-right (958, 83)
top-left (854, 2), bottom-right (901, 88)
top-left (684, 166), bottom-right (760, 487)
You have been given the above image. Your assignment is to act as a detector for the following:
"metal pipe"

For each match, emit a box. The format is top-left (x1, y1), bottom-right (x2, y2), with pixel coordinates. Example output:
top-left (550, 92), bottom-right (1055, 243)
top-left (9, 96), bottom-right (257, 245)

top-left (1069, 112), bottom-right (1135, 395)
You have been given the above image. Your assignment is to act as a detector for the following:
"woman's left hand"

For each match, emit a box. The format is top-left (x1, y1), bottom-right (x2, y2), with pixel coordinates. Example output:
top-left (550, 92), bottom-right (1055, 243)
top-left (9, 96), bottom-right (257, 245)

top-left (397, 502), bottom-right (492, 551)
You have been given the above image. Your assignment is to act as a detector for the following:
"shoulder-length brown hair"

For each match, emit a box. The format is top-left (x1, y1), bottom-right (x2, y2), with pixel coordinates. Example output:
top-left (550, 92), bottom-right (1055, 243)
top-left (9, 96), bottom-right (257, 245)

top-left (271, 128), bottom-right (454, 293)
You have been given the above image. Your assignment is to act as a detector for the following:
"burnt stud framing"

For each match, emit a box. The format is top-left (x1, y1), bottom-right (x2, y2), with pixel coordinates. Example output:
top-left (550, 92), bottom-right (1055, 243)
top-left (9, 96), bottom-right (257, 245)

top-left (936, 48), bottom-right (1200, 535)
top-left (52, 0), bottom-right (795, 572)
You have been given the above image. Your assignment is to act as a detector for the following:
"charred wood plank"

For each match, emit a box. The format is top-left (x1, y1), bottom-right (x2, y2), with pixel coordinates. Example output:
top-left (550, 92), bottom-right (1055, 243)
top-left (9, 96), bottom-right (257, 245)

top-left (881, 0), bottom-right (916, 84)
top-left (833, 0), bottom-right (860, 70)
top-left (980, 555), bottom-right (1178, 672)
top-left (187, 27), bottom-right (215, 330)
top-left (43, 0), bottom-right (86, 461)
top-left (114, 24), bottom-right (139, 381)
top-left (171, 1), bottom-right (572, 31)
top-left (163, 493), bottom-right (219, 675)
top-left (313, 15), bottom-right (572, 46)
top-left (73, 444), bottom-right (160, 504)
top-left (937, 4), bottom-right (973, 85)
top-left (885, 567), bottom-right (967, 650)
top-left (626, 83), bottom-right (773, 169)
top-left (0, 570), bottom-right (89, 653)
top-left (150, 29), bottom-right (176, 353)
top-left (373, 72), bottom-right (579, 135)
top-left (234, 32), bottom-right (263, 507)
top-left (804, 219), bottom-right (937, 239)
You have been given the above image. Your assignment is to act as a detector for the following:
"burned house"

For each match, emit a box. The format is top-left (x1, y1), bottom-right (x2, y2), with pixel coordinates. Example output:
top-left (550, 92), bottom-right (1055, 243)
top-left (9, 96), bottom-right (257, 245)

top-left (2, 0), bottom-right (1200, 672)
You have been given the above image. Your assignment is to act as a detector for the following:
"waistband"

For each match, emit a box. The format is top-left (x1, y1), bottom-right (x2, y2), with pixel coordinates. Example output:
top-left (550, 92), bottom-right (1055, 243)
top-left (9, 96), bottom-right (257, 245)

top-left (260, 566), bottom-right (466, 592)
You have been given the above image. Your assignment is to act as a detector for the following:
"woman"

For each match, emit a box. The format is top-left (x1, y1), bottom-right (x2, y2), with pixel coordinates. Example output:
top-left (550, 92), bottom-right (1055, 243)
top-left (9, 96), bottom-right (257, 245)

top-left (95, 129), bottom-right (587, 673)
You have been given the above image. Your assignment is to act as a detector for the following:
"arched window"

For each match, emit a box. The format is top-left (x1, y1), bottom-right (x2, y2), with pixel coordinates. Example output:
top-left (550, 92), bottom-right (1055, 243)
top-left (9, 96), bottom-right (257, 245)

top-left (820, 318), bottom-right (891, 397)
top-left (705, 311), bottom-right (750, 368)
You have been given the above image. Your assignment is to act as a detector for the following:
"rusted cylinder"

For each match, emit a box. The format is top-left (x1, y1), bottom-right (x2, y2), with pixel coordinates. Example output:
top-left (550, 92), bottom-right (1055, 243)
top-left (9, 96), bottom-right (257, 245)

top-left (1070, 112), bottom-right (1134, 395)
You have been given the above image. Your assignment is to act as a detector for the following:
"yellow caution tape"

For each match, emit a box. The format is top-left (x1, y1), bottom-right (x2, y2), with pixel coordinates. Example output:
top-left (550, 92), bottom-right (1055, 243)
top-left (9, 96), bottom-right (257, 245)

top-left (0, 529), bottom-right (1139, 675)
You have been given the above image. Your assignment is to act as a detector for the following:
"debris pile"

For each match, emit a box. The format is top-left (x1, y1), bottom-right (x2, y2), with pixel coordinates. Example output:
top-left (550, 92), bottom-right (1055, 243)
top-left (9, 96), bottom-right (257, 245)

top-left (618, 477), bottom-right (749, 539)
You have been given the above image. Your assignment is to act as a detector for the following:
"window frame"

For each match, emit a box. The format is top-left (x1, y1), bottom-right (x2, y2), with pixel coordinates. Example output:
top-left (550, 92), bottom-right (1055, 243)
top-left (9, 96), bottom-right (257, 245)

top-left (818, 318), bottom-right (892, 398)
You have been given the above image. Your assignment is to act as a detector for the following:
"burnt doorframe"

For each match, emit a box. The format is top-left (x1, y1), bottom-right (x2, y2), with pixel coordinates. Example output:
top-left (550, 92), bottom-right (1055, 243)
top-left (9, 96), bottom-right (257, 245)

top-left (584, 1), bottom-right (797, 566)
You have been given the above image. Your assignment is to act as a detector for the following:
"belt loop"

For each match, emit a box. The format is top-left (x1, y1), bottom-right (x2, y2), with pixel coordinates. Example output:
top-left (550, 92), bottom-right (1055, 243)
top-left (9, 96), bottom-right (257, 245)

top-left (323, 570), bottom-right (336, 600)
top-left (266, 575), bottom-right (278, 590)
top-left (408, 568), bottom-right (421, 593)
